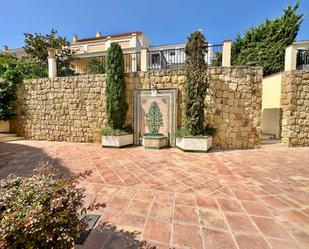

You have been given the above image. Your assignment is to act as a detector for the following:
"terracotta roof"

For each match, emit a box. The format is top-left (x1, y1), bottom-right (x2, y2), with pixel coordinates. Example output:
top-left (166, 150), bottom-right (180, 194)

top-left (76, 31), bottom-right (142, 43)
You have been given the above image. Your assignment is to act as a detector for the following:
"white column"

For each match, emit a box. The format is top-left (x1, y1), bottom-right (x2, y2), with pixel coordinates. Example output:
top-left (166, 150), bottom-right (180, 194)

top-left (222, 40), bottom-right (232, 67)
top-left (106, 36), bottom-right (111, 50)
top-left (47, 48), bottom-right (57, 78)
top-left (285, 45), bottom-right (297, 71)
top-left (141, 48), bottom-right (148, 72)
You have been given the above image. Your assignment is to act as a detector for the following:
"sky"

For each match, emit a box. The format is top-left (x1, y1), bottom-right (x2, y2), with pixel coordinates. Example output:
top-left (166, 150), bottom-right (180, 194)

top-left (0, 0), bottom-right (308, 49)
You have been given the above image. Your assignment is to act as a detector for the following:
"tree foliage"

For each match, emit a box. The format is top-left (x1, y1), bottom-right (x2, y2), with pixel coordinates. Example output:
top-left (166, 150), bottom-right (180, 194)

top-left (24, 29), bottom-right (75, 76)
top-left (105, 43), bottom-right (127, 130)
top-left (184, 31), bottom-right (208, 136)
top-left (0, 54), bottom-right (45, 120)
top-left (232, 3), bottom-right (303, 76)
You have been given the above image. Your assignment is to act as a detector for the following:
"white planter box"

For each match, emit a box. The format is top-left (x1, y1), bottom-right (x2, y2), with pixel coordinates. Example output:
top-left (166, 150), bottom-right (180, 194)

top-left (176, 136), bottom-right (212, 152)
top-left (143, 135), bottom-right (167, 149)
top-left (101, 134), bottom-right (133, 148)
top-left (0, 120), bottom-right (10, 133)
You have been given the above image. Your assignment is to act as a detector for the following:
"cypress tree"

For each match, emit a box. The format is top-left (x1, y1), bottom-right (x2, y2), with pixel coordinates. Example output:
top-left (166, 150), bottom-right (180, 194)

top-left (184, 31), bottom-right (208, 136)
top-left (232, 3), bottom-right (303, 76)
top-left (105, 43), bottom-right (127, 130)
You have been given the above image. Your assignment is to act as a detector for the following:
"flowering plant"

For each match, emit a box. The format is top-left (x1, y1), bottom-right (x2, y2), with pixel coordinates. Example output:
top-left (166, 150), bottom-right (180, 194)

top-left (0, 163), bottom-right (104, 249)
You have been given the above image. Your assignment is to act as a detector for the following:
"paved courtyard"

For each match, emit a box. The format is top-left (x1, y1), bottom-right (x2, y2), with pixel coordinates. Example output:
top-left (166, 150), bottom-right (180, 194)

top-left (0, 140), bottom-right (309, 249)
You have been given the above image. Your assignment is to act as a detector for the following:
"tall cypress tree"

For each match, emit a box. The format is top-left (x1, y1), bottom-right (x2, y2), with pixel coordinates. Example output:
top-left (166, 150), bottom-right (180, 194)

top-left (105, 43), bottom-right (127, 130)
top-left (232, 3), bottom-right (303, 76)
top-left (184, 31), bottom-right (208, 136)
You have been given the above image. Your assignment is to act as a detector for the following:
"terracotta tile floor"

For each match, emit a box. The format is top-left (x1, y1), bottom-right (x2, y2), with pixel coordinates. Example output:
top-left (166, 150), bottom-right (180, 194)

top-left (1, 140), bottom-right (309, 249)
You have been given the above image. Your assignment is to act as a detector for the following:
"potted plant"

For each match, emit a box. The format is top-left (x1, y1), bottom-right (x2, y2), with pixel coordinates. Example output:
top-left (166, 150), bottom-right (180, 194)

top-left (101, 43), bottom-right (133, 148)
top-left (143, 101), bottom-right (167, 149)
top-left (176, 31), bottom-right (215, 152)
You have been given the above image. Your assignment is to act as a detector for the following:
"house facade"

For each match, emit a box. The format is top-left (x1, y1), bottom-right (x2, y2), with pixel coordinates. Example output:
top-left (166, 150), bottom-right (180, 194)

top-left (70, 31), bottom-right (222, 74)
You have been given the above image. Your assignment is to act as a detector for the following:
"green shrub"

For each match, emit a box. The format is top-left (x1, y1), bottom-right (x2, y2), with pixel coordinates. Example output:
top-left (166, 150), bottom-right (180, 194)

top-left (105, 43), bottom-right (128, 130)
top-left (0, 163), bottom-right (104, 249)
top-left (183, 31), bottom-right (210, 136)
top-left (0, 55), bottom-right (23, 121)
top-left (87, 58), bottom-right (105, 74)
top-left (176, 124), bottom-right (216, 137)
top-left (101, 125), bottom-right (132, 136)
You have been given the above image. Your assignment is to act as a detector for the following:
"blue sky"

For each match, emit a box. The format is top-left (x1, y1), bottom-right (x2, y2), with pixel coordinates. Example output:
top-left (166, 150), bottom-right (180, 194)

top-left (0, 0), bottom-right (308, 49)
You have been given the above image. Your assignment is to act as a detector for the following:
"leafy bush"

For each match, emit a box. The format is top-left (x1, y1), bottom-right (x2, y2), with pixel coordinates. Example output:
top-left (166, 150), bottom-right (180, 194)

top-left (0, 55), bottom-right (23, 121)
top-left (176, 124), bottom-right (216, 137)
top-left (105, 43), bottom-right (128, 130)
top-left (101, 125), bottom-right (133, 136)
top-left (24, 29), bottom-right (75, 76)
top-left (87, 58), bottom-right (105, 74)
top-left (0, 163), bottom-right (104, 249)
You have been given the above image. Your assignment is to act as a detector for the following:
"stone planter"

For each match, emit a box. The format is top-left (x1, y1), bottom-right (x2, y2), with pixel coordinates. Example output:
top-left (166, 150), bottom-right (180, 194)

top-left (101, 134), bottom-right (133, 148)
top-left (0, 120), bottom-right (10, 133)
top-left (176, 136), bottom-right (212, 152)
top-left (143, 135), bottom-right (167, 149)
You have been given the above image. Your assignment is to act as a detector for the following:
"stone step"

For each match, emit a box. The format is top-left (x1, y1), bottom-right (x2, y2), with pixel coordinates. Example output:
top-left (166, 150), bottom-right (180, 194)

top-left (261, 133), bottom-right (276, 140)
top-left (0, 133), bottom-right (24, 142)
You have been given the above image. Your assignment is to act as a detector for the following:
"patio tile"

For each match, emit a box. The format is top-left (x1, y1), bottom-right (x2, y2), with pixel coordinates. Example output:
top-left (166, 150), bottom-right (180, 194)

top-left (225, 213), bottom-right (258, 233)
top-left (172, 223), bottom-right (203, 249)
top-left (234, 233), bottom-right (271, 249)
top-left (174, 205), bottom-right (198, 224)
top-left (241, 200), bottom-right (271, 217)
top-left (196, 195), bottom-right (219, 209)
top-left (174, 193), bottom-right (196, 207)
top-left (267, 238), bottom-right (300, 249)
top-left (217, 198), bottom-right (244, 213)
top-left (202, 227), bottom-right (237, 249)
top-left (126, 200), bottom-right (150, 217)
top-left (252, 216), bottom-right (293, 239)
top-left (149, 202), bottom-right (173, 221)
top-left (198, 208), bottom-right (227, 230)
top-left (143, 218), bottom-right (171, 244)
top-left (106, 197), bottom-right (129, 214)
top-left (117, 214), bottom-right (145, 233)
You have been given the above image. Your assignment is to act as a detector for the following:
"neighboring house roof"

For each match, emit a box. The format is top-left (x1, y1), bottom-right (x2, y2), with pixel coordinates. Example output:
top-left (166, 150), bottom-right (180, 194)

top-left (75, 31), bottom-right (143, 43)
top-left (1, 47), bottom-right (29, 59)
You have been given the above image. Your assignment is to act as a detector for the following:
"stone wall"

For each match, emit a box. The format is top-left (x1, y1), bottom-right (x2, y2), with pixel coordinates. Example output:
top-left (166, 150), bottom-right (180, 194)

top-left (16, 66), bottom-right (263, 148)
top-left (16, 75), bottom-right (106, 142)
top-left (281, 71), bottom-right (309, 146)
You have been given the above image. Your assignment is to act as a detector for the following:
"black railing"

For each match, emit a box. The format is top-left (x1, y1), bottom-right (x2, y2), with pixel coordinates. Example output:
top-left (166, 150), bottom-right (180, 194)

top-left (148, 48), bottom-right (185, 70)
top-left (207, 44), bottom-right (223, 66)
top-left (147, 44), bottom-right (223, 70)
top-left (297, 49), bottom-right (309, 70)
top-left (123, 52), bottom-right (141, 73)
top-left (57, 52), bottom-right (141, 76)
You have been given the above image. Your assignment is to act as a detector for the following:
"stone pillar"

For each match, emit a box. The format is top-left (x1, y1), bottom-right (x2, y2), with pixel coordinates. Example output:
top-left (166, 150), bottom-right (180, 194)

top-left (222, 40), bottom-right (232, 67)
top-left (284, 45), bottom-right (297, 71)
top-left (106, 36), bottom-right (111, 50)
top-left (47, 48), bottom-right (57, 78)
top-left (141, 48), bottom-right (148, 72)
top-left (72, 34), bottom-right (78, 43)
top-left (130, 33), bottom-right (137, 47)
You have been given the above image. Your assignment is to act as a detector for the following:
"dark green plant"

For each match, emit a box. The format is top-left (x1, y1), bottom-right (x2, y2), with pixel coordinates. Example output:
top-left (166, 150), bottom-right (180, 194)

top-left (176, 124), bottom-right (216, 137)
top-left (232, 3), bottom-right (303, 76)
top-left (183, 31), bottom-right (208, 136)
top-left (87, 58), bottom-right (105, 74)
top-left (24, 29), bottom-right (75, 76)
top-left (0, 55), bottom-right (23, 120)
top-left (105, 43), bottom-right (128, 130)
top-left (101, 125), bottom-right (132, 136)
top-left (145, 101), bottom-right (163, 135)
top-left (0, 163), bottom-right (104, 249)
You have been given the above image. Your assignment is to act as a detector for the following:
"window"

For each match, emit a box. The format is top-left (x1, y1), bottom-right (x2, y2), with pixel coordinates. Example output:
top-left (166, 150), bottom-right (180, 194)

top-left (151, 53), bottom-right (160, 64)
